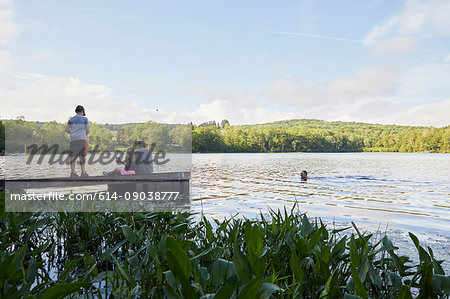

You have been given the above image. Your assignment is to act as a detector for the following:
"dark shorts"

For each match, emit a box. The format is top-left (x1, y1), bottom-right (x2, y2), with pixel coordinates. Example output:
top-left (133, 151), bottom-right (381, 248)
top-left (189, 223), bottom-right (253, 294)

top-left (70, 140), bottom-right (87, 157)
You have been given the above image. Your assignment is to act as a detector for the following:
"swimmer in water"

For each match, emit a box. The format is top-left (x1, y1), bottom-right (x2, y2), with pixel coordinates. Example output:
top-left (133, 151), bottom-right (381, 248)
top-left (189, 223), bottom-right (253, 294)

top-left (301, 170), bottom-right (308, 181)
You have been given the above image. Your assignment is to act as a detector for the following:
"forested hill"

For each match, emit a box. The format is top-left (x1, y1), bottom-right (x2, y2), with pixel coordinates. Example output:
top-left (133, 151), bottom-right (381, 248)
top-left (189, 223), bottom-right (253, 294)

top-left (1, 119), bottom-right (449, 154)
top-left (192, 119), bottom-right (450, 153)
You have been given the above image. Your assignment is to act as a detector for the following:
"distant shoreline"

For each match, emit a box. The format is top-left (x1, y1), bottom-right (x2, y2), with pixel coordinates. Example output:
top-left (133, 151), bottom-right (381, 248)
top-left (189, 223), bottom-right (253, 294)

top-left (2, 150), bottom-right (449, 156)
top-left (2, 119), bottom-right (449, 154)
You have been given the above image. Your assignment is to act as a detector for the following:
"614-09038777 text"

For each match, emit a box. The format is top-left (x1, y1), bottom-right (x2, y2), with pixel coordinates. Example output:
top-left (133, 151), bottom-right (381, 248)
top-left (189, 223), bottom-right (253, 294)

top-left (8, 191), bottom-right (180, 201)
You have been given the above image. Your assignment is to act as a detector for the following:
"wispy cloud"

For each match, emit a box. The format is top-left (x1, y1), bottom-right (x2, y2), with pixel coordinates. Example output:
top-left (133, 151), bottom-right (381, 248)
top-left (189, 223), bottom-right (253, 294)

top-left (394, 98), bottom-right (450, 127)
top-left (372, 36), bottom-right (419, 55)
top-left (363, 0), bottom-right (450, 46)
top-left (0, 72), bottom-right (295, 125)
top-left (265, 66), bottom-right (400, 108)
top-left (269, 30), bottom-right (362, 43)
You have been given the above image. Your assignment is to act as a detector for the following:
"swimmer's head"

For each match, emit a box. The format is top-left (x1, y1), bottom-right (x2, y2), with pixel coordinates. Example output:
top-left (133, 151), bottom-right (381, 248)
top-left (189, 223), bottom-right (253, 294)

top-left (301, 170), bottom-right (308, 181)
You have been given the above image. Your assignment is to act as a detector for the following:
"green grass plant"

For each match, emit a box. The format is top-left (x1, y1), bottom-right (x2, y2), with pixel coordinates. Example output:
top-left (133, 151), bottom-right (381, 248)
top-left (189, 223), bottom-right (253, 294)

top-left (1, 192), bottom-right (449, 298)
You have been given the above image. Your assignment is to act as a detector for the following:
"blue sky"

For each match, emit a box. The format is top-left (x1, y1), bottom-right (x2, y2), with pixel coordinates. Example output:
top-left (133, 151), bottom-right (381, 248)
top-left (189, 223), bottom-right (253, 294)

top-left (1, 0), bottom-right (449, 126)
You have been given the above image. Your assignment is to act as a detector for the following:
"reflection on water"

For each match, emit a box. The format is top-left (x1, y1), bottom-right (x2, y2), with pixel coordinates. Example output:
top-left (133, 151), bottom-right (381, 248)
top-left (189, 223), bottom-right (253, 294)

top-left (1, 152), bottom-right (449, 270)
top-left (191, 153), bottom-right (449, 229)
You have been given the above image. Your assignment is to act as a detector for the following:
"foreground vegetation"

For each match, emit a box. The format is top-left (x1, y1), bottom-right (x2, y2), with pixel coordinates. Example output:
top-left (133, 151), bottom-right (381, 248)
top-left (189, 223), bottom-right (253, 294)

top-left (2, 118), bottom-right (450, 154)
top-left (1, 193), bottom-right (449, 298)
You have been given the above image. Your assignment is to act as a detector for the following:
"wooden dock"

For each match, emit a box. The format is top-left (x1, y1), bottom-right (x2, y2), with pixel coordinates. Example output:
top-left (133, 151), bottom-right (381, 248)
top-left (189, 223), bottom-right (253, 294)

top-left (4, 172), bottom-right (190, 197)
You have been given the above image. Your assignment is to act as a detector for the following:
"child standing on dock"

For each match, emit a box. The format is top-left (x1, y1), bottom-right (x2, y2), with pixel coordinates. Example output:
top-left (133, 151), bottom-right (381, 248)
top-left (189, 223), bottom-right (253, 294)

top-left (65, 105), bottom-right (90, 178)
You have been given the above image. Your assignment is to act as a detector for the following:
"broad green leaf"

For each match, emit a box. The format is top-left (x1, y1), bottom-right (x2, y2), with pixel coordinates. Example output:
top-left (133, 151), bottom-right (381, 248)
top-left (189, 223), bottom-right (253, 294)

top-left (290, 250), bottom-right (304, 284)
top-left (307, 228), bottom-right (322, 251)
top-left (163, 285), bottom-right (182, 299)
top-left (244, 221), bottom-right (263, 257)
top-left (300, 215), bottom-right (313, 236)
top-left (418, 263), bottom-right (437, 298)
top-left (121, 225), bottom-right (137, 243)
top-left (204, 216), bottom-right (214, 242)
top-left (387, 271), bottom-right (402, 290)
top-left (397, 285), bottom-right (413, 299)
top-left (350, 264), bottom-right (367, 299)
top-left (164, 270), bottom-right (177, 290)
top-left (211, 259), bottom-right (236, 287)
top-left (167, 250), bottom-right (198, 298)
top-left (166, 236), bottom-right (191, 279)
top-left (26, 261), bottom-right (37, 285)
top-left (238, 275), bottom-right (263, 299)
top-left (215, 279), bottom-right (238, 299)
top-left (13, 244), bottom-right (28, 267)
top-left (351, 222), bottom-right (364, 244)
top-left (430, 254), bottom-right (445, 275)
top-left (368, 263), bottom-right (382, 290)
top-left (432, 274), bottom-right (450, 295)
top-left (233, 243), bottom-right (252, 283)
top-left (320, 245), bottom-right (331, 264)
top-left (409, 233), bottom-right (431, 263)
top-left (358, 256), bottom-right (369, 283)
top-left (381, 235), bottom-right (397, 252)
top-left (258, 282), bottom-right (281, 299)
top-left (349, 235), bottom-right (360, 267)
top-left (199, 266), bottom-right (209, 286)
top-left (331, 236), bottom-right (347, 261)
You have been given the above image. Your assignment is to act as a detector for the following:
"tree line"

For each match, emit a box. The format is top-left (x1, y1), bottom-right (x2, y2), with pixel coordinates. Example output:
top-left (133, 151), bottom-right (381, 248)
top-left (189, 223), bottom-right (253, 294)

top-left (1, 118), bottom-right (449, 154)
top-left (1, 120), bottom-right (191, 154)
top-left (192, 119), bottom-right (450, 153)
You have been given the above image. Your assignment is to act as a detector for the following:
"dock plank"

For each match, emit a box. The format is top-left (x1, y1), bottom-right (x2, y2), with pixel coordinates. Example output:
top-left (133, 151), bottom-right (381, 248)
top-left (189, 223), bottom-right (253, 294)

top-left (5, 172), bottom-right (190, 189)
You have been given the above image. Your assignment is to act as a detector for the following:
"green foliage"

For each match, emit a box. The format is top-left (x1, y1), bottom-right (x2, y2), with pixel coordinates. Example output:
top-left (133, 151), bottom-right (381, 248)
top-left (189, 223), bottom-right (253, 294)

top-left (114, 122), bottom-right (191, 153)
top-left (192, 126), bottom-right (225, 152)
top-left (40, 121), bottom-right (70, 150)
top-left (170, 125), bottom-right (192, 152)
top-left (192, 119), bottom-right (450, 153)
top-left (4, 120), bottom-right (41, 153)
top-left (3, 118), bottom-right (448, 153)
top-left (2, 120), bottom-right (192, 153)
top-left (1, 191), bottom-right (448, 298)
top-left (221, 119), bottom-right (230, 128)
top-left (88, 122), bottom-right (113, 151)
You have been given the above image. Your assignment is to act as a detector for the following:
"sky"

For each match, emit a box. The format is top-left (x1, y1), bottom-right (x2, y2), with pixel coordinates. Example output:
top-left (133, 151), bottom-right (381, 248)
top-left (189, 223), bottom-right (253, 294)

top-left (0, 0), bottom-right (449, 126)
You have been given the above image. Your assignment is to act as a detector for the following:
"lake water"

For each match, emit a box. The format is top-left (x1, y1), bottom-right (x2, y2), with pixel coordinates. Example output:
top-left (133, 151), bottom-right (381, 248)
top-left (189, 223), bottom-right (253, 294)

top-left (191, 153), bottom-right (450, 272)
top-left (1, 153), bottom-right (449, 270)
